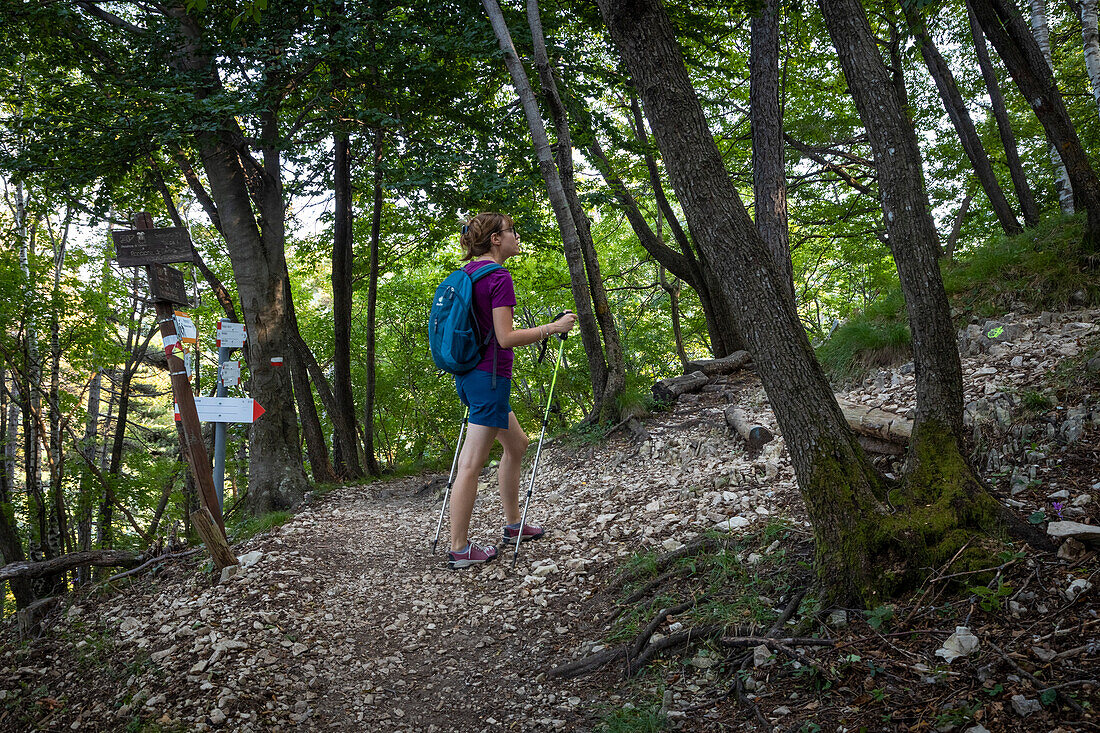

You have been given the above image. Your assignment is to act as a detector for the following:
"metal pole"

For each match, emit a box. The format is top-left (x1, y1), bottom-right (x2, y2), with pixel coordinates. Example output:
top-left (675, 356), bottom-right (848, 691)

top-left (512, 335), bottom-right (566, 568)
top-left (213, 345), bottom-right (230, 513)
top-left (432, 407), bottom-right (469, 553)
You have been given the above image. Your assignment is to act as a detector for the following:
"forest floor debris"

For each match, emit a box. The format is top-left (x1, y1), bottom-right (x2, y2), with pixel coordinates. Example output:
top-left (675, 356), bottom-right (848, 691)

top-left (0, 308), bottom-right (1097, 731)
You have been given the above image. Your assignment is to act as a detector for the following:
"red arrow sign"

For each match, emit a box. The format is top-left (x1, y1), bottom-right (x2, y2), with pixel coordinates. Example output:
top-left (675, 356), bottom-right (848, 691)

top-left (175, 397), bottom-right (266, 423)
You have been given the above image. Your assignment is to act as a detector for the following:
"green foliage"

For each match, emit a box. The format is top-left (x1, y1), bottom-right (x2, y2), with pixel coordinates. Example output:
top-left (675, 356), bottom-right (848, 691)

top-left (864, 604), bottom-right (895, 631)
top-left (967, 579), bottom-right (1013, 612)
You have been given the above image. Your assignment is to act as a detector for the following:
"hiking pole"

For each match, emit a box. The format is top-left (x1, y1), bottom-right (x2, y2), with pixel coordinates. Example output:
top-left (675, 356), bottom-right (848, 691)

top-left (433, 406), bottom-right (469, 554)
top-left (513, 324), bottom-right (567, 569)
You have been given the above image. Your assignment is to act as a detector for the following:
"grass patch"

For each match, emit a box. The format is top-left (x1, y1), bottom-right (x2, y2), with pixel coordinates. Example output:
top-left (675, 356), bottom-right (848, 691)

top-left (597, 701), bottom-right (667, 732)
top-left (228, 510), bottom-right (293, 542)
top-left (816, 214), bottom-right (1097, 383)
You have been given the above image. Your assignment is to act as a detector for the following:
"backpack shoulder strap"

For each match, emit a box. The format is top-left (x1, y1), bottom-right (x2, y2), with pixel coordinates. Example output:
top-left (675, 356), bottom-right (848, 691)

top-left (467, 262), bottom-right (503, 284)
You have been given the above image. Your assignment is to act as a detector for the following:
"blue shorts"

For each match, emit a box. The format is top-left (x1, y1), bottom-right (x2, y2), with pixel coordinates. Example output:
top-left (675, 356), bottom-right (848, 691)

top-left (455, 370), bottom-right (512, 429)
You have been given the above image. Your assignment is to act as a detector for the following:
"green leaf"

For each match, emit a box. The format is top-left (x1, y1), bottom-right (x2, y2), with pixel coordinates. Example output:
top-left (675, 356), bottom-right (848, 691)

top-left (1029, 511), bottom-right (1047, 524)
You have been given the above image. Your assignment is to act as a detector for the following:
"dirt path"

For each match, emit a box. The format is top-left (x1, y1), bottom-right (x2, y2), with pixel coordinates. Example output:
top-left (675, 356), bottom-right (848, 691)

top-left (1, 308), bottom-right (1097, 732)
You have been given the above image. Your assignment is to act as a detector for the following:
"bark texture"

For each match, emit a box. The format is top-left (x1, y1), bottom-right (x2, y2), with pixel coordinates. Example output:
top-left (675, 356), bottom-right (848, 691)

top-left (750, 0), bottom-right (795, 302)
top-left (966, 0), bottom-right (1042, 227)
top-left (909, 10), bottom-right (1022, 235)
top-left (332, 132), bottom-right (364, 479)
top-left (1028, 0), bottom-right (1076, 212)
top-left (972, 0), bottom-right (1100, 254)
top-left (482, 0), bottom-right (618, 422)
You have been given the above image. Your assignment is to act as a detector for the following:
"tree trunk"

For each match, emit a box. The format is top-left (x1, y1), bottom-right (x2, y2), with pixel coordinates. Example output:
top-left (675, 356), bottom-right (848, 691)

top-left (482, 0), bottom-right (613, 421)
top-left (168, 7), bottom-right (309, 513)
top-left (1082, 0), bottom-right (1100, 114)
top-left (1028, 0), bottom-right (1077, 213)
top-left (973, 0), bottom-right (1100, 254)
top-left (0, 354), bottom-right (34, 609)
top-left (598, 0), bottom-right (1043, 605)
top-left (332, 132), bottom-right (365, 479)
top-left (628, 93), bottom-right (745, 356)
top-left (363, 130), bottom-right (383, 477)
top-left (658, 266), bottom-right (689, 373)
top-left (967, 0), bottom-right (1042, 227)
top-left (281, 269), bottom-right (335, 484)
top-left (944, 189), bottom-right (975, 260)
top-left (49, 213), bottom-right (71, 555)
top-left (750, 0), bottom-right (795, 302)
top-left (527, 0), bottom-right (626, 423)
top-left (909, 10), bottom-right (1023, 235)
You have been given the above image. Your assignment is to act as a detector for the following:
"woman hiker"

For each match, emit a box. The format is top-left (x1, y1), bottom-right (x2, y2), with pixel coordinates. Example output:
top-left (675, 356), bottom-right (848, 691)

top-left (447, 212), bottom-right (577, 570)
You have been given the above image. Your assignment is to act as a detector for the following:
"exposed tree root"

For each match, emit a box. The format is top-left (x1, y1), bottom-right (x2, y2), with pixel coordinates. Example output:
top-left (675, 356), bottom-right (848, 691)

top-left (626, 624), bottom-right (728, 677)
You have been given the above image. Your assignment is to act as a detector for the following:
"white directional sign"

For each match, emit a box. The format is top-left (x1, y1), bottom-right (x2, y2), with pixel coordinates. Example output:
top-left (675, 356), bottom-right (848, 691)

top-left (175, 397), bottom-right (265, 423)
top-left (219, 360), bottom-right (241, 387)
top-left (216, 320), bottom-right (246, 349)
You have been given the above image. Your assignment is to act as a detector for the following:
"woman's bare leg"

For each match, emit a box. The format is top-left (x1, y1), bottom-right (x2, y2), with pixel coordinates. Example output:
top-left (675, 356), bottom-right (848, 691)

top-left (495, 411), bottom-right (529, 525)
top-left (449, 423), bottom-right (499, 552)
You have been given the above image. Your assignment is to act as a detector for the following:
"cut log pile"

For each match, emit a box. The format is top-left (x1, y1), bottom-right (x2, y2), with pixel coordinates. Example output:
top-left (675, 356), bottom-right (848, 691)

top-left (650, 360), bottom-right (913, 454)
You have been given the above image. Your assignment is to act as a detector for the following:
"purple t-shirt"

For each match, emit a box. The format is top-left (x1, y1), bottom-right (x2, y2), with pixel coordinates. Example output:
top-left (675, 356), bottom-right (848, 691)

top-left (464, 260), bottom-right (516, 378)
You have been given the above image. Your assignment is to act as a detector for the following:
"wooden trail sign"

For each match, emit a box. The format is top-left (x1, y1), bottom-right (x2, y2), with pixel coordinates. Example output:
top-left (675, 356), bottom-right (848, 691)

top-left (147, 263), bottom-right (190, 306)
top-left (120, 214), bottom-right (227, 540)
top-left (113, 226), bottom-right (196, 267)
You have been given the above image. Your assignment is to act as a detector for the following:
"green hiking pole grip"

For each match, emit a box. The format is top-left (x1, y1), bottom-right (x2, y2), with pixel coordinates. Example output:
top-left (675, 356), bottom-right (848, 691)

top-left (513, 335), bottom-right (566, 568)
top-left (433, 407), bottom-right (469, 554)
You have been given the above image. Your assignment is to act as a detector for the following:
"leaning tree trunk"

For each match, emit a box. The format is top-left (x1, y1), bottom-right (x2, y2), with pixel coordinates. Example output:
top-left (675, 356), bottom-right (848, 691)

top-left (750, 0), bottom-right (795, 303)
top-left (598, 0), bottom-right (1042, 606)
top-left (972, 0), bottom-right (1100, 254)
top-left (332, 132), bottom-right (365, 479)
top-left (1082, 0), bottom-right (1100, 115)
top-left (49, 213), bottom-right (71, 555)
top-left (482, 0), bottom-right (612, 418)
top-left (909, 9), bottom-right (1022, 235)
top-left (1028, 0), bottom-right (1076, 213)
top-left (966, 0), bottom-right (1042, 227)
top-left (527, 0), bottom-right (626, 423)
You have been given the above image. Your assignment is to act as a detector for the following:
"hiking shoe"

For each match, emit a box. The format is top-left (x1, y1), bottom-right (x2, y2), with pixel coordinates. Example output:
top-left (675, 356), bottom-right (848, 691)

top-left (447, 541), bottom-right (498, 570)
top-left (503, 522), bottom-right (545, 544)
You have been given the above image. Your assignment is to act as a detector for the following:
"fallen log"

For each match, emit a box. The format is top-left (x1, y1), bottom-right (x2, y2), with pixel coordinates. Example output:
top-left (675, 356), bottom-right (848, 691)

top-left (652, 371), bottom-right (708, 402)
top-left (835, 396), bottom-right (912, 445)
top-left (0, 550), bottom-right (143, 583)
top-left (685, 350), bottom-right (751, 376)
top-left (724, 407), bottom-right (774, 449)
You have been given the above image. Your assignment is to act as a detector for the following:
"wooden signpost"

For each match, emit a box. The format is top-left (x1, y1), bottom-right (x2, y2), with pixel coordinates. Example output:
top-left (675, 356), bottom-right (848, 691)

top-left (116, 213), bottom-right (236, 572)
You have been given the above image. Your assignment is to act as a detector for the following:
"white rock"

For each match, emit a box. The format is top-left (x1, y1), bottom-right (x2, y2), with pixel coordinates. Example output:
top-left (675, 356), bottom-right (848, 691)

top-left (238, 550), bottom-right (263, 567)
top-left (1072, 494), bottom-right (1092, 507)
top-left (1065, 578), bottom-right (1092, 601)
top-left (119, 617), bottom-right (141, 635)
top-left (1047, 489), bottom-right (1070, 500)
top-left (661, 539), bottom-right (685, 552)
top-left (219, 565), bottom-right (240, 584)
top-left (209, 708), bottom-right (227, 725)
top-left (752, 644), bottom-right (774, 668)
top-left (934, 626), bottom-right (980, 663)
top-left (1047, 521), bottom-right (1100, 543)
top-left (531, 562), bottom-right (558, 577)
top-left (1010, 695), bottom-right (1040, 716)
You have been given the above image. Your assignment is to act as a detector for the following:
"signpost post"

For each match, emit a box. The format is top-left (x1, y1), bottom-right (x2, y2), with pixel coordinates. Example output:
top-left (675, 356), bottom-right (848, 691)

top-left (116, 213), bottom-right (236, 572)
top-left (214, 319), bottom-right (246, 511)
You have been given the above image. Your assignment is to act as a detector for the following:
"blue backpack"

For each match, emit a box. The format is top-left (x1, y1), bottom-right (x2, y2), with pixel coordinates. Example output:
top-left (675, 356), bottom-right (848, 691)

top-left (428, 263), bottom-right (503, 376)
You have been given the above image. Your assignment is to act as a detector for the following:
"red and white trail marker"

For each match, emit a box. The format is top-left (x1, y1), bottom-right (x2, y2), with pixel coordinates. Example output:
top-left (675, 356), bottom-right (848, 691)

top-left (216, 320), bottom-right (246, 349)
top-left (175, 397), bottom-right (266, 424)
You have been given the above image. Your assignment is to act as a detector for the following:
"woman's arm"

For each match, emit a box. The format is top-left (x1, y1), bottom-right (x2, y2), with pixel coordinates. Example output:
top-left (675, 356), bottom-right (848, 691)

top-left (492, 307), bottom-right (576, 348)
